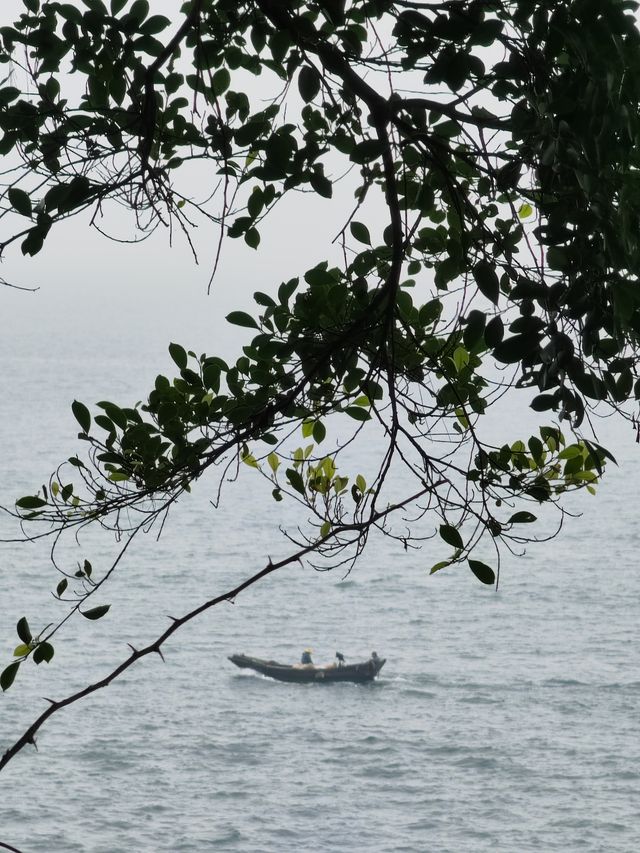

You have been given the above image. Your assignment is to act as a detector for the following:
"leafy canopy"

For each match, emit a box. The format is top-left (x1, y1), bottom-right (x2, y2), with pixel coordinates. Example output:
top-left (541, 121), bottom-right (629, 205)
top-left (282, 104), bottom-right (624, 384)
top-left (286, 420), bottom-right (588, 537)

top-left (1, 0), bottom-right (639, 760)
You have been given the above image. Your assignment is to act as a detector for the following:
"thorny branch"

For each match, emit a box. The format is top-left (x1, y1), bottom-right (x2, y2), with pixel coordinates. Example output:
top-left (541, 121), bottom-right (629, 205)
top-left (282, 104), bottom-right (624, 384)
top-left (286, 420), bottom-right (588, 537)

top-left (0, 487), bottom-right (430, 771)
top-left (0, 0), bottom-right (637, 770)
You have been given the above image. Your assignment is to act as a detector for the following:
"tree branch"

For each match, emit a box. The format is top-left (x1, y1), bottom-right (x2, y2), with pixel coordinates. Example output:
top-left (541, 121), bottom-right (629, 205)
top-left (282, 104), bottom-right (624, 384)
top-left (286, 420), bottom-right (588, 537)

top-left (0, 841), bottom-right (25, 853)
top-left (0, 487), bottom-right (429, 771)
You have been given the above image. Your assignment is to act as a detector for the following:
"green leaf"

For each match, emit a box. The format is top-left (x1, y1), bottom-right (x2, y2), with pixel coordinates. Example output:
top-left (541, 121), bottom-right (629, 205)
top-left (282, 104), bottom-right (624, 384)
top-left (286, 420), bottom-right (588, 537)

top-left (322, 457), bottom-right (336, 478)
top-left (56, 578), bottom-right (68, 596)
top-left (463, 310), bottom-right (486, 350)
top-left (16, 617), bottom-right (32, 644)
top-left (81, 604), bottom-right (111, 620)
top-left (518, 202), bottom-right (533, 219)
top-left (278, 278), bottom-right (299, 304)
top-left (333, 475), bottom-right (349, 493)
top-left (267, 452), bottom-right (280, 473)
top-left (0, 87), bottom-right (20, 107)
top-left (21, 226), bottom-right (47, 256)
top-left (546, 246), bottom-right (570, 271)
top-left (141, 14), bottom-right (171, 34)
top-left (528, 436), bottom-right (544, 464)
top-left (320, 520), bottom-right (331, 537)
top-left (508, 511), bottom-right (537, 523)
top-left (418, 299), bottom-right (443, 327)
top-left (244, 228), bottom-right (260, 249)
top-left (453, 346), bottom-right (469, 372)
top-left (350, 221), bottom-right (371, 245)
top-left (530, 394), bottom-right (556, 412)
top-left (286, 468), bottom-right (305, 495)
top-left (1, 662), bottom-right (20, 692)
top-left (350, 139), bottom-right (385, 163)
top-left (212, 68), bottom-right (230, 96)
top-left (468, 559), bottom-right (495, 585)
top-left (309, 172), bottom-right (332, 198)
top-left (439, 524), bottom-right (463, 549)
top-left (129, 0), bottom-right (149, 25)
top-left (16, 495), bottom-right (47, 509)
top-left (298, 65), bottom-right (321, 102)
top-left (72, 399), bottom-right (91, 433)
top-left (269, 30), bottom-right (290, 63)
top-left (493, 334), bottom-right (539, 364)
top-left (305, 263), bottom-right (337, 287)
top-left (168, 342), bottom-right (188, 369)
top-left (202, 364), bottom-right (221, 392)
top-left (33, 642), bottom-right (54, 664)
top-left (344, 407), bottom-right (370, 422)
top-left (429, 560), bottom-right (450, 575)
top-left (558, 445), bottom-right (582, 461)
top-left (312, 421), bottom-right (326, 443)
top-left (226, 311), bottom-right (259, 329)
top-left (584, 439), bottom-right (617, 470)
top-left (473, 260), bottom-right (499, 305)
top-left (247, 188), bottom-right (264, 219)
top-left (469, 18), bottom-right (503, 46)
top-left (241, 452), bottom-right (259, 469)
top-left (484, 315), bottom-right (504, 347)
top-left (251, 24), bottom-right (266, 54)
top-left (9, 187), bottom-right (32, 217)
top-left (13, 644), bottom-right (30, 657)
top-left (301, 420), bottom-right (314, 438)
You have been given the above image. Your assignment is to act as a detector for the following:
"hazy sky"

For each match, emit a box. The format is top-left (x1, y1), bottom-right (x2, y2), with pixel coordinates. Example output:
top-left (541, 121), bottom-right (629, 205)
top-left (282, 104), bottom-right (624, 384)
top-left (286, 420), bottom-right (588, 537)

top-left (1, 0), bottom-right (637, 461)
top-left (1, 0), bottom-right (385, 369)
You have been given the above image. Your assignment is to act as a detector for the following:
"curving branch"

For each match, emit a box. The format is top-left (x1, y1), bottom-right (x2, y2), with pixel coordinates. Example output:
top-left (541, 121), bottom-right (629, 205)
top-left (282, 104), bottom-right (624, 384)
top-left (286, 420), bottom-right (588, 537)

top-left (0, 487), bottom-right (430, 772)
top-left (0, 842), bottom-right (24, 853)
top-left (1, 0), bottom-right (637, 775)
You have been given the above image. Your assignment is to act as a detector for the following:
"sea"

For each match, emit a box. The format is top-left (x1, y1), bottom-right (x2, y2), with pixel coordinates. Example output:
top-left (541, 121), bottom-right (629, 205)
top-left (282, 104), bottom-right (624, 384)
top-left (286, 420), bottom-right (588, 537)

top-left (0, 221), bottom-right (639, 853)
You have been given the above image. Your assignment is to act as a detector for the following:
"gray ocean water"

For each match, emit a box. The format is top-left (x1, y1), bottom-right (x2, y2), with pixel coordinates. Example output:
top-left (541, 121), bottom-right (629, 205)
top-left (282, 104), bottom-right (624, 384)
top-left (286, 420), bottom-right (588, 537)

top-left (1, 240), bottom-right (639, 853)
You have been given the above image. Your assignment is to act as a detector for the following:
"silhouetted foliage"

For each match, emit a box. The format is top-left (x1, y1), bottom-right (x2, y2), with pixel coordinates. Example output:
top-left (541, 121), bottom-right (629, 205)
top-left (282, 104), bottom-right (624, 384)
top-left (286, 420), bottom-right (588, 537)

top-left (1, 0), bottom-right (639, 764)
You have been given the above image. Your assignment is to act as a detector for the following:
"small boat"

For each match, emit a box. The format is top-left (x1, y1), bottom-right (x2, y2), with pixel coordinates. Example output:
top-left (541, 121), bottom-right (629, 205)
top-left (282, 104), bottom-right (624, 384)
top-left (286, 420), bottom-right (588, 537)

top-left (228, 652), bottom-right (386, 684)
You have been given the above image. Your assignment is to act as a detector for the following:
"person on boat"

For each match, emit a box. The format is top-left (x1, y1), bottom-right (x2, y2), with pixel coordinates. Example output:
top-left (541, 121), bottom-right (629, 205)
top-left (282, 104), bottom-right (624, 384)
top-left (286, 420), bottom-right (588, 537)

top-left (300, 648), bottom-right (313, 665)
top-left (336, 651), bottom-right (345, 666)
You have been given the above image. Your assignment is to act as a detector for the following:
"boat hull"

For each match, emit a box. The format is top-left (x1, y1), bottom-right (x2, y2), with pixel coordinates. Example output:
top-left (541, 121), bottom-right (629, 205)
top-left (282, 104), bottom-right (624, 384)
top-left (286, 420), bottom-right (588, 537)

top-left (228, 654), bottom-right (385, 684)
